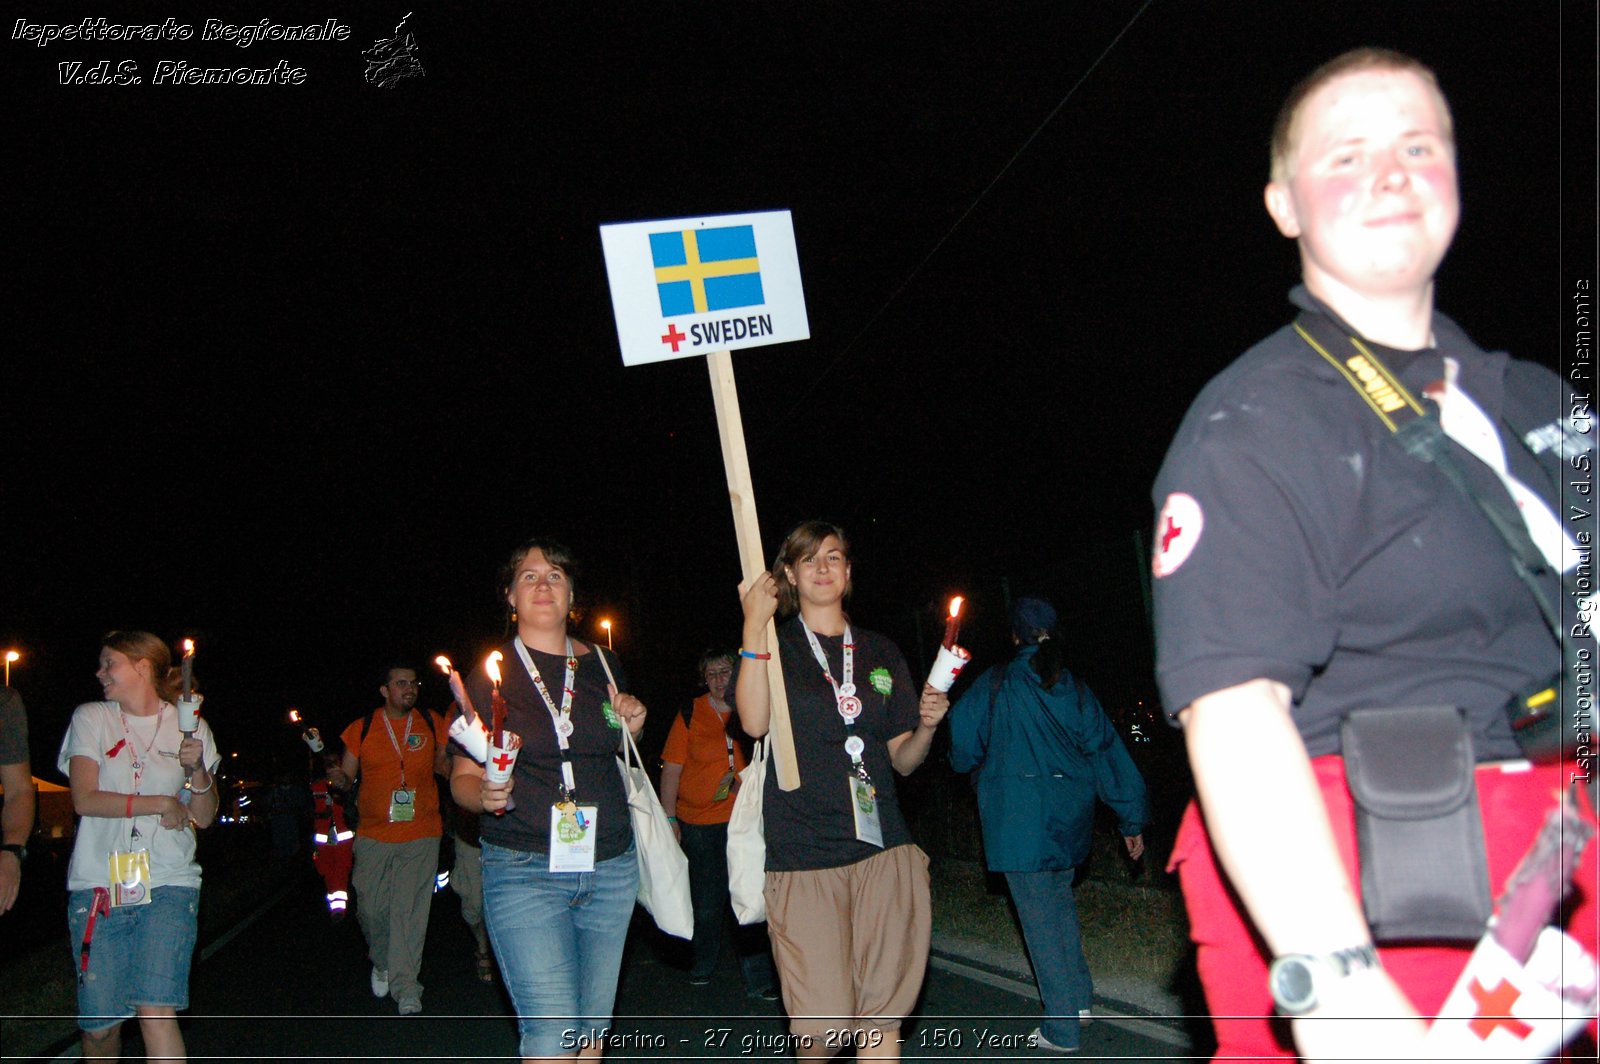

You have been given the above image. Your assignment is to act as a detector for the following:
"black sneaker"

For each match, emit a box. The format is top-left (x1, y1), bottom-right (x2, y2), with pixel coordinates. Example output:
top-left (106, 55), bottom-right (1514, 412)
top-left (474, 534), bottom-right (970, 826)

top-left (688, 974), bottom-right (713, 987)
top-left (748, 985), bottom-right (780, 1001)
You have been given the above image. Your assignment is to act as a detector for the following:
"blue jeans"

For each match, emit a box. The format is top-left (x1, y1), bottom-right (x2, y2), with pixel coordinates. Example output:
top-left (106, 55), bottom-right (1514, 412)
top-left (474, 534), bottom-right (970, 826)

top-left (482, 840), bottom-right (638, 1058)
top-left (1006, 869), bottom-right (1090, 1049)
top-left (67, 886), bottom-right (200, 1032)
top-left (679, 821), bottom-right (777, 990)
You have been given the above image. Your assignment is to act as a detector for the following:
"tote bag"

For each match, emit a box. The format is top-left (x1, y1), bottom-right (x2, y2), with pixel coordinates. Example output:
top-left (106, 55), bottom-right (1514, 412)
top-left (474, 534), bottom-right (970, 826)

top-left (619, 723), bottom-right (694, 938)
top-left (595, 645), bottom-right (693, 940)
top-left (726, 736), bottom-right (767, 924)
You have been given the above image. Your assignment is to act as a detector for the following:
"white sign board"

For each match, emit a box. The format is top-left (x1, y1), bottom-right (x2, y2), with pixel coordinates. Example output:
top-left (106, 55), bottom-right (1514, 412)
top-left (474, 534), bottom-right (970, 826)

top-left (600, 210), bottom-right (810, 367)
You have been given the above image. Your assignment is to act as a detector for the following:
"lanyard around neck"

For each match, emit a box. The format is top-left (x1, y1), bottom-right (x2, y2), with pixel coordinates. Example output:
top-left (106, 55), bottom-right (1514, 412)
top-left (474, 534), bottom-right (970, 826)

top-left (799, 619), bottom-right (858, 723)
top-left (380, 710), bottom-right (414, 789)
top-left (799, 619), bottom-right (874, 779)
top-left (513, 636), bottom-right (580, 798)
top-left (118, 705), bottom-right (164, 795)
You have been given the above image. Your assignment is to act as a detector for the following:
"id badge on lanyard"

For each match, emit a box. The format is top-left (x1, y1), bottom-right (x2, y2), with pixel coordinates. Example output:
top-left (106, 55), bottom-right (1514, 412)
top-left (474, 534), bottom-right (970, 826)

top-left (108, 850), bottom-right (153, 907)
top-left (381, 712), bottom-right (418, 823)
top-left (548, 802), bottom-right (598, 872)
top-left (800, 620), bottom-right (887, 849)
top-left (111, 709), bottom-right (159, 905)
top-left (712, 727), bottom-right (737, 802)
top-left (389, 788), bottom-right (416, 822)
top-left (848, 775), bottom-right (884, 848)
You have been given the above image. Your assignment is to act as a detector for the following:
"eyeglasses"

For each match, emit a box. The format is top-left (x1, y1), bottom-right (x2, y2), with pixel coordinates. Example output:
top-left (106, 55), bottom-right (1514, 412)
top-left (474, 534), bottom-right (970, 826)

top-left (704, 669), bottom-right (733, 679)
top-left (389, 679), bottom-right (421, 688)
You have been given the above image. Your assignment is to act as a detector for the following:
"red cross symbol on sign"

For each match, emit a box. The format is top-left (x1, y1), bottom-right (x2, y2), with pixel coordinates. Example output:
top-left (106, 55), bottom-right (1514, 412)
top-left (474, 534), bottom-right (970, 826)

top-left (1466, 978), bottom-right (1533, 1041)
top-left (660, 323), bottom-right (687, 352)
top-left (492, 752), bottom-right (516, 773)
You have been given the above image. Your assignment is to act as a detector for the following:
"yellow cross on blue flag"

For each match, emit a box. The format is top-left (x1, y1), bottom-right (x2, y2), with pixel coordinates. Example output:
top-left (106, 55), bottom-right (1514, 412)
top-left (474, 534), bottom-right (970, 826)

top-left (650, 225), bottom-right (764, 316)
top-left (600, 210), bottom-right (808, 367)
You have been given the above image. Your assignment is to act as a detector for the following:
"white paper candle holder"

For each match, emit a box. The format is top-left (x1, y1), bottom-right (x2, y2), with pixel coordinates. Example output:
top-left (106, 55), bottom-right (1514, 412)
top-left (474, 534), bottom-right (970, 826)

top-left (925, 644), bottom-right (972, 693)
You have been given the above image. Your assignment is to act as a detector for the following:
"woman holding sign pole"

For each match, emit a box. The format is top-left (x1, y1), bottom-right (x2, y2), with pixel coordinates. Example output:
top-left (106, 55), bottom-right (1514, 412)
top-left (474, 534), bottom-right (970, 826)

top-left (732, 520), bottom-right (948, 1060)
top-left (450, 536), bottom-right (648, 1063)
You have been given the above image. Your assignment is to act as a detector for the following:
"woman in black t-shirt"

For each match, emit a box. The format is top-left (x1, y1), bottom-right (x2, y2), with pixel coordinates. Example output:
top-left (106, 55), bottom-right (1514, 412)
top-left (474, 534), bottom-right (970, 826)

top-left (450, 536), bottom-right (648, 1062)
top-left (733, 520), bottom-right (948, 1058)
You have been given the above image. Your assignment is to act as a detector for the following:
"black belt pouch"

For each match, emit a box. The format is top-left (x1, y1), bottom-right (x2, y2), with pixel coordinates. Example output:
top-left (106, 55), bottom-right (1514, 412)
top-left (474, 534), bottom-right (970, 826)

top-left (1340, 705), bottom-right (1492, 942)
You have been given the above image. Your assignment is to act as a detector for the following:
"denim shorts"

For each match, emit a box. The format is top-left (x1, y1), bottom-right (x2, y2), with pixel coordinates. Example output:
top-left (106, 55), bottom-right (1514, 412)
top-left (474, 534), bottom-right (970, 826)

top-left (482, 839), bottom-right (638, 1058)
top-left (67, 886), bottom-right (200, 1032)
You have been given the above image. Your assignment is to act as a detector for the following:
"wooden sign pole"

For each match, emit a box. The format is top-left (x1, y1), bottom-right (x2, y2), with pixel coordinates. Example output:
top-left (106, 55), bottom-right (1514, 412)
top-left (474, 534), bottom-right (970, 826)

top-left (706, 349), bottom-right (800, 791)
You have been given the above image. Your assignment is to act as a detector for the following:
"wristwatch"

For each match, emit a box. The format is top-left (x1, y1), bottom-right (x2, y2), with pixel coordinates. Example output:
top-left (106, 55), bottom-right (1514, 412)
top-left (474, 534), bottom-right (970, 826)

top-left (0, 843), bottom-right (25, 863)
top-left (1268, 944), bottom-right (1380, 1015)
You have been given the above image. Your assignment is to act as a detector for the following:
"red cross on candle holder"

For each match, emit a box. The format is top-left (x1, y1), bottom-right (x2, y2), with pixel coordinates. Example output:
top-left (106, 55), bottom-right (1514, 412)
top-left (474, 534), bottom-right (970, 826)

top-left (1466, 978), bottom-right (1534, 1042)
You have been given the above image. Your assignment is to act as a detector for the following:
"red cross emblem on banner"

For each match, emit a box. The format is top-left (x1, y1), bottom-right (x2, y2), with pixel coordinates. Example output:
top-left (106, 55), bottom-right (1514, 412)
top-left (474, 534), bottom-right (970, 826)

top-left (660, 323), bottom-right (687, 352)
top-left (1466, 978), bottom-right (1533, 1041)
top-left (492, 752), bottom-right (515, 773)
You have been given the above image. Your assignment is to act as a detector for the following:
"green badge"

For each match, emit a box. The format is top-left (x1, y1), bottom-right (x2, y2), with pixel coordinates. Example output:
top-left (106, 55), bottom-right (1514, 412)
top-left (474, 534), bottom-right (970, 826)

top-left (868, 667), bottom-right (893, 696)
top-left (557, 815), bottom-right (588, 843)
top-left (602, 701), bottom-right (622, 729)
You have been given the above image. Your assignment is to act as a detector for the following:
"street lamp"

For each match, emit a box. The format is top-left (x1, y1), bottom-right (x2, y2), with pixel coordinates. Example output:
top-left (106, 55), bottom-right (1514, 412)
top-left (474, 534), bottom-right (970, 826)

top-left (4, 650), bottom-right (18, 686)
top-left (599, 619), bottom-right (613, 650)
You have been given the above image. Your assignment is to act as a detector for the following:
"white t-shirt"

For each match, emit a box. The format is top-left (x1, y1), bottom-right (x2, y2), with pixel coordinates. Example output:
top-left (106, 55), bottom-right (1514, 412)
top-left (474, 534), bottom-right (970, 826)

top-left (57, 701), bottom-right (221, 891)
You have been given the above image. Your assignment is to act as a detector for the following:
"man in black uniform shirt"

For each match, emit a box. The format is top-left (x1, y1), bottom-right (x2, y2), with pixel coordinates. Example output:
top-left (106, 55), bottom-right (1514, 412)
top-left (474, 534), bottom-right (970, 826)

top-left (1151, 48), bottom-right (1595, 1061)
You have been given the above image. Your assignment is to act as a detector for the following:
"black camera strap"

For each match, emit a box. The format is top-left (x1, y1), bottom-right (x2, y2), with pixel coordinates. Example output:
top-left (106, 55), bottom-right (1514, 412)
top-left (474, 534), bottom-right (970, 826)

top-left (1293, 314), bottom-right (1563, 637)
top-left (1294, 314), bottom-right (1570, 760)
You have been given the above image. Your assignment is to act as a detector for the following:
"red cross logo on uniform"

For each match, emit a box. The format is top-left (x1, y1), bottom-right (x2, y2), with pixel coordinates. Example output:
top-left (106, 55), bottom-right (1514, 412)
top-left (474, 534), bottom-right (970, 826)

top-left (660, 323), bottom-right (687, 352)
top-left (1466, 978), bottom-right (1533, 1041)
top-left (1151, 493), bottom-right (1204, 578)
top-left (1161, 515), bottom-right (1183, 552)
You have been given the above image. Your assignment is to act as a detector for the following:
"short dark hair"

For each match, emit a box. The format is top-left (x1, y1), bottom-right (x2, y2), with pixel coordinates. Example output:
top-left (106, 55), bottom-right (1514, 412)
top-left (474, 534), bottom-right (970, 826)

top-left (698, 648), bottom-right (735, 678)
top-left (381, 664), bottom-right (417, 686)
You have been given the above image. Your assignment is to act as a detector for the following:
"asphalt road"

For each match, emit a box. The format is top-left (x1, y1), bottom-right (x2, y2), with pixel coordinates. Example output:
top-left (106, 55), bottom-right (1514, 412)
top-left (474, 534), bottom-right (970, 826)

top-left (29, 866), bottom-right (1196, 1061)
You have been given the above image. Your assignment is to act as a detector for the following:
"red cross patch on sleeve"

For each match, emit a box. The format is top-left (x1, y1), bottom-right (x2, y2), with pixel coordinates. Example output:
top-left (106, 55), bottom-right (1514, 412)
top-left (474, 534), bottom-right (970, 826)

top-left (1152, 493), bottom-right (1203, 578)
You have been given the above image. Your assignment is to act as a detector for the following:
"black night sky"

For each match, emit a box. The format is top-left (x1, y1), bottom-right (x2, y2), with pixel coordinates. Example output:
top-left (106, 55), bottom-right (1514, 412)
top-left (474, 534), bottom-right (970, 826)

top-left (5, 2), bottom-right (1594, 778)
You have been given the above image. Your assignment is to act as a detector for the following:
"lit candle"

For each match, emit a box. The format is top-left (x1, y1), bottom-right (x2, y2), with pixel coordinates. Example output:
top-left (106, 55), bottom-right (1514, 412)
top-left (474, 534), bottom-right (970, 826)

top-left (435, 655), bottom-right (481, 722)
top-left (288, 708), bottom-right (301, 725)
top-left (486, 651), bottom-right (507, 748)
top-left (181, 638), bottom-right (196, 700)
top-left (942, 596), bottom-right (965, 649)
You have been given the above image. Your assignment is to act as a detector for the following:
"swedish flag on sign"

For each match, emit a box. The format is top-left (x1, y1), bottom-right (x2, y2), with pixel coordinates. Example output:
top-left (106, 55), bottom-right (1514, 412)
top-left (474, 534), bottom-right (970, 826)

top-left (650, 225), bottom-right (764, 316)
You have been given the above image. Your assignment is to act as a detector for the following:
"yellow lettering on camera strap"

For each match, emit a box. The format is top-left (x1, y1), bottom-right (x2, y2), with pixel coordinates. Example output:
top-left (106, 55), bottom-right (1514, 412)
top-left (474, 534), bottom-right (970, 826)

top-left (1293, 320), bottom-right (1425, 433)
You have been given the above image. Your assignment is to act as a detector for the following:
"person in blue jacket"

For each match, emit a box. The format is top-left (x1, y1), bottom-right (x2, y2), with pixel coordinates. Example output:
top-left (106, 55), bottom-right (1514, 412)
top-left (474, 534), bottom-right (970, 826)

top-left (949, 597), bottom-right (1147, 1054)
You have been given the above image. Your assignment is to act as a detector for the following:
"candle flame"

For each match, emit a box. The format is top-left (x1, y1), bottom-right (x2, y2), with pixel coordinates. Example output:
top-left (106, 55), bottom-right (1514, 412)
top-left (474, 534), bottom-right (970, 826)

top-left (948, 596), bottom-right (964, 619)
top-left (434, 655), bottom-right (453, 676)
top-left (288, 709), bottom-right (301, 724)
top-left (182, 638), bottom-right (195, 658)
top-left (486, 650), bottom-right (503, 686)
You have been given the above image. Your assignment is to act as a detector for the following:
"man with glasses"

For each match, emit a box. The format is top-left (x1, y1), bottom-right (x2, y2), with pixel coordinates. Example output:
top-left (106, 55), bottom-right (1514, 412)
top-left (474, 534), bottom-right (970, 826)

top-left (659, 650), bottom-right (779, 998)
top-left (340, 665), bottom-right (450, 1015)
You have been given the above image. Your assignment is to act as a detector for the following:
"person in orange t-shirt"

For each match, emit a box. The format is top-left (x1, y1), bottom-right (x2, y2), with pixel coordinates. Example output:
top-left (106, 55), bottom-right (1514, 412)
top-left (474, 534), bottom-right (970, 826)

top-left (660, 650), bottom-right (777, 997)
top-left (339, 665), bottom-right (450, 1015)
